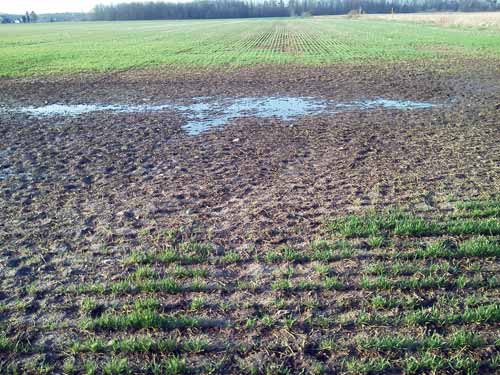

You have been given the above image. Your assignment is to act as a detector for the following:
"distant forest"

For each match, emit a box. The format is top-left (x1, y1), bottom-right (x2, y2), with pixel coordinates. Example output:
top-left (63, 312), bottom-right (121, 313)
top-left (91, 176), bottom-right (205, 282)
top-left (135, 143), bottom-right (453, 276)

top-left (91, 0), bottom-right (500, 21)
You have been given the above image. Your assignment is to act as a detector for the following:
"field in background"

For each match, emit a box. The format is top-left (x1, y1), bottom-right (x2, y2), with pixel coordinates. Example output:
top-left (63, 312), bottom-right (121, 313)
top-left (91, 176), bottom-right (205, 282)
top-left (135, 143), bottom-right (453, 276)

top-left (364, 11), bottom-right (500, 29)
top-left (1, 15), bottom-right (500, 77)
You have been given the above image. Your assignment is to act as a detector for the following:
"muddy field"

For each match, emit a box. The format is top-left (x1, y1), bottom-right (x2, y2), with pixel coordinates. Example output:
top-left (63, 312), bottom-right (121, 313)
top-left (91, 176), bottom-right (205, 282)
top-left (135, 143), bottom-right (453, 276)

top-left (2, 61), bottom-right (499, 246)
top-left (1, 59), bottom-right (500, 373)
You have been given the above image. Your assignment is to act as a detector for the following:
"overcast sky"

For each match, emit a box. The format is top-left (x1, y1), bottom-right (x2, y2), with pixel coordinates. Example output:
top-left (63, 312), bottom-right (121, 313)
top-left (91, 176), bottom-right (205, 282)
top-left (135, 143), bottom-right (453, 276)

top-left (1, 1), bottom-right (117, 14)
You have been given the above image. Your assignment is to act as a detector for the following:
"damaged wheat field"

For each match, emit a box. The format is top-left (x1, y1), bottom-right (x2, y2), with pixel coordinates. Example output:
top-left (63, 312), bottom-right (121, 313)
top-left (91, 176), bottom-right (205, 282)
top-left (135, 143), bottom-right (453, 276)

top-left (1, 14), bottom-right (500, 375)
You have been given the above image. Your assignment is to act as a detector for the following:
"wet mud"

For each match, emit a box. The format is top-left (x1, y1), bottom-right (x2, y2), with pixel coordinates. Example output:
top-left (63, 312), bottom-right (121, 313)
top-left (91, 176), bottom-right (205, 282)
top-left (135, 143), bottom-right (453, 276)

top-left (3, 96), bottom-right (438, 135)
top-left (0, 60), bottom-right (499, 369)
top-left (1, 61), bottom-right (499, 248)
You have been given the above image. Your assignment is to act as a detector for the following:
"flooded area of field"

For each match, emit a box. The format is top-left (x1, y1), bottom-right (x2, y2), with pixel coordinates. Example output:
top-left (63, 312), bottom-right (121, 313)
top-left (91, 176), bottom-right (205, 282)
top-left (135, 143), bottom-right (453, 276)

top-left (16, 103), bottom-right (172, 117)
top-left (181, 96), bottom-right (330, 135)
top-left (3, 97), bottom-right (437, 135)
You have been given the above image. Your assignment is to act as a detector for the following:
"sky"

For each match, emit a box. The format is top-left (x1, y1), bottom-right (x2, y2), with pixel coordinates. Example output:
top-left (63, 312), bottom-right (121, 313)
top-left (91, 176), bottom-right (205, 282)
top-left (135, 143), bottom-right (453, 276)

top-left (0, 0), bottom-right (115, 14)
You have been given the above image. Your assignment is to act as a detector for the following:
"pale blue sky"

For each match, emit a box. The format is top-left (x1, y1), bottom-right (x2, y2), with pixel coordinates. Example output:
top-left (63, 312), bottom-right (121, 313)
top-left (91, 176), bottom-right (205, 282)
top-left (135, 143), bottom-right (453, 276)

top-left (2, 1), bottom-right (124, 14)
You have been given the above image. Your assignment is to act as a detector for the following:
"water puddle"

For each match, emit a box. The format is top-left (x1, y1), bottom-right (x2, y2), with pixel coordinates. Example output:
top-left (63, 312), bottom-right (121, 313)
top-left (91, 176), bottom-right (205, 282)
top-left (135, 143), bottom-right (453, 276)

top-left (1, 97), bottom-right (437, 135)
top-left (336, 99), bottom-right (437, 110)
top-left (16, 103), bottom-right (171, 117)
top-left (181, 97), bottom-right (437, 135)
top-left (180, 96), bottom-right (328, 135)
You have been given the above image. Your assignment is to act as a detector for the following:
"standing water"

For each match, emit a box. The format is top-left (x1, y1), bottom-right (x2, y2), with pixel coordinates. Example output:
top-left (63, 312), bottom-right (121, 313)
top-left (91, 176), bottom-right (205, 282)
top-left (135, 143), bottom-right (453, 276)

top-left (2, 96), bottom-right (437, 135)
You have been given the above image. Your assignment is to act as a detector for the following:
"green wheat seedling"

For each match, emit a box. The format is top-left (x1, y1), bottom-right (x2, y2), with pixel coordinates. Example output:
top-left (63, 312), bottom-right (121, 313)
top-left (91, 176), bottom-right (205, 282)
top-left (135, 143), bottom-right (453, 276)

top-left (102, 357), bottom-right (130, 375)
top-left (70, 336), bottom-right (209, 354)
top-left (82, 310), bottom-right (206, 331)
top-left (404, 304), bottom-right (500, 325)
top-left (1, 18), bottom-right (499, 78)
top-left (343, 357), bottom-right (392, 373)
top-left (358, 331), bottom-right (485, 351)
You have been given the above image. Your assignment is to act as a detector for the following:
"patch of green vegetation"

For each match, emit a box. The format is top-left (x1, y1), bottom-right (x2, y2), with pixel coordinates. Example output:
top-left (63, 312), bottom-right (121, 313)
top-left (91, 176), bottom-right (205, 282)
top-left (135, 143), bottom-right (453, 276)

top-left (0, 335), bottom-right (31, 354)
top-left (80, 297), bottom-right (98, 315)
top-left (282, 247), bottom-right (308, 263)
top-left (126, 241), bottom-right (216, 266)
top-left (456, 200), bottom-right (500, 218)
top-left (219, 251), bottom-right (242, 264)
top-left (367, 235), bottom-right (385, 248)
top-left (361, 274), bottom-right (482, 290)
top-left (102, 357), bottom-right (130, 375)
top-left (393, 216), bottom-right (440, 236)
top-left (265, 246), bottom-right (310, 264)
top-left (0, 335), bottom-right (12, 352)
top-left (405, 304), bottom-right (500, 325)
top-left (323, 276), bottom-right (345, 290)
top-left (404, 352), bottom-right (481, 374)
top-left (412, 237), bottom-right (500, 259)
top-left (63, 357), bottom-right (77, 374)
top-left (310, 240), bottom-right (354, 262)
top-left (318, 338), bottom-right (337, 351)
top-left (70, 283), bottom-right (106, 294)
top-left (327, 214), bottom-right (383, 238)
top-left (83, 360), bottom-right (98, 375)
top-left (363, 260), bottom-right (458, 276)
top-left (448, 218), bottom-right (500, 236)
top-left (1, 18), bottom-right (499, 78)
top-left (271, 276), bottom-right (344, 291)
top-left (328, 202), bottom-right (500, 241)
top-left (355, 310), bottom-right (392, 325)
top-left (370, 295), bottom-right (419, 310)
top-left (327, 210), bottom-right (441, 238)
top-left (458, 236), bottom-right (500, 257)
top-left (82, 310), bottom-right (205, 331)
top-left (133, 265), bottom-right (157, 280)
top-left (343, 357), bottom-right (392, 373)
top-left (491, 354), bottom-right (500, 370)
top-left (272, 278), bottom-right (293, 291)
top-left (358, 331), bottom-right (485, 351)
top-left (172, 265), bottom-right (208, 278)
top-left (403, 352), bottom-right (447, 374)
top-left (190, 296), bottom-right (206, 311)
top-left (134, 297), bottom-right (161, 311)
top-left (159, 356), bottom-right (188, 374)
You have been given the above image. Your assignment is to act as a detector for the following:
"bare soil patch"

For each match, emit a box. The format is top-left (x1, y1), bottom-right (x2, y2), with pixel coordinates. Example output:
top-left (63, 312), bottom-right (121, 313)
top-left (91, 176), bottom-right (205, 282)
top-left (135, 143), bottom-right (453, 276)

top-left (0, 59), bottom-right (499, 373)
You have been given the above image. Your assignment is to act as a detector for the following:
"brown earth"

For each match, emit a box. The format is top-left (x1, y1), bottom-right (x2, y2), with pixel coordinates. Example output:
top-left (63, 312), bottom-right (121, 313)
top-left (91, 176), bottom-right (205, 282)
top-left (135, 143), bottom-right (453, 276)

top-left (0, 59), bottom-right (499, 373)
top-left (1, 60), bottom-right (499, 250)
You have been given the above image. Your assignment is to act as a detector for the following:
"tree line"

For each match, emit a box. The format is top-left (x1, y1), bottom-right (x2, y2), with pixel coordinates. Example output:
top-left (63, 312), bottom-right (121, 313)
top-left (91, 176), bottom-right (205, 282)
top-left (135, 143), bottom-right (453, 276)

top-left (91, 0), bottom-right (500, 21)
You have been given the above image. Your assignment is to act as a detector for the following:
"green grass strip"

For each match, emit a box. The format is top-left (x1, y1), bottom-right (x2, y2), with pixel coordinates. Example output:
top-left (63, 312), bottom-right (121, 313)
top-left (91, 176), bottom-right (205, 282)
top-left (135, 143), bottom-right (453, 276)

top-left (82, 310), bottom-right (205, 331)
